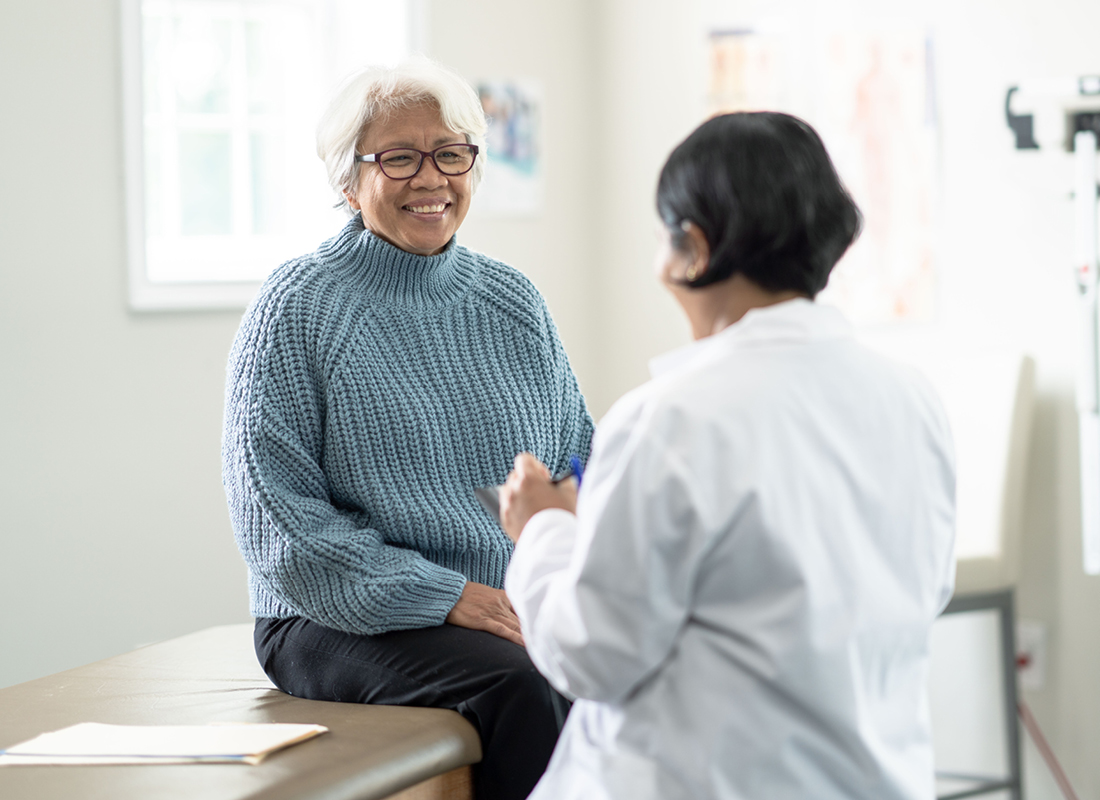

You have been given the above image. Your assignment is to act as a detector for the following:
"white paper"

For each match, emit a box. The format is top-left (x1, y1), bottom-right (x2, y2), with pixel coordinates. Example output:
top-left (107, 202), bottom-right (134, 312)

top-left (0, 722), bottom-right (328, 766)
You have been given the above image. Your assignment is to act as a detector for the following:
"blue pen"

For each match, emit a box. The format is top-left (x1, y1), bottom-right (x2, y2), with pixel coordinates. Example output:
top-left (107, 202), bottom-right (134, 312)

top-left (568, 454), bottom-right (584, 487)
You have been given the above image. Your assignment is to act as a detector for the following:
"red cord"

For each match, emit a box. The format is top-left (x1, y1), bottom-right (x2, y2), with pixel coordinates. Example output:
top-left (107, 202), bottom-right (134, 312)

top-left (1018, 700), bottom-right (1081, 800)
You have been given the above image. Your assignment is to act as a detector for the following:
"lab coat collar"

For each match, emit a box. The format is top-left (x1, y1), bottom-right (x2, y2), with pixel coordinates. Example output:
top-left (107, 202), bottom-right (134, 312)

top-left (648, 298), bottom-right (853, 379)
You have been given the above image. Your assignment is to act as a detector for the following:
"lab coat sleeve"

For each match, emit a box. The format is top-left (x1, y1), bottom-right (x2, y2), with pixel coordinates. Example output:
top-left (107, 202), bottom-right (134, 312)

top-left (506, 399), bottom-right (707, 704)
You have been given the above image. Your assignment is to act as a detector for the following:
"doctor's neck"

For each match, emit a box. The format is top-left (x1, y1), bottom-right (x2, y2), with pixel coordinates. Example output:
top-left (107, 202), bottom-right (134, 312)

top-left (677, 273), bottom-right (807, 341)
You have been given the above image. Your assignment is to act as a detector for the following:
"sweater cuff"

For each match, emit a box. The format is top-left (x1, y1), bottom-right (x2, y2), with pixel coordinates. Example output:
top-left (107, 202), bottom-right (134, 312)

top-left (410, 560), bottom-right (469, 624)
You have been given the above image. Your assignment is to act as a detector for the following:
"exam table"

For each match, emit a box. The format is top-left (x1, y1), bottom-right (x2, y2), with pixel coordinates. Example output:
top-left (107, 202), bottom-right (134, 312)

top-left (0, 624), bottom-right (482, 800)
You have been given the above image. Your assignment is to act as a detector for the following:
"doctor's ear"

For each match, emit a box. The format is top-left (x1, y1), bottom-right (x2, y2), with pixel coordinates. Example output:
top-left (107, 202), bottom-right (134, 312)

top-left (677, 221), bottom-right (711, 284)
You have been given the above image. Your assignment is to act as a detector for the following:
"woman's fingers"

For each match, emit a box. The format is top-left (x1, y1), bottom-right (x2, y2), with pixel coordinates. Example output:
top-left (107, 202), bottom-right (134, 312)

top-left (479, 604), bottom-right (525, 647)
top-left (491, 618), bottom-right (525, 647)
top-left (513, 451), bottom-right (551, 480)
top-left (501, 453), bottom-right (578, 542)
top-left (446, 582), bottom-right (525, 646)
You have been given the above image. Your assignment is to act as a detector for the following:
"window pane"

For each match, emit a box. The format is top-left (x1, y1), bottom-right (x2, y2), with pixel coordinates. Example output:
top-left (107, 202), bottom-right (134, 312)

top-left (143, 14), bottom-right (163, 112)
top-left (127, 0), bottom-right (416, 305)
top-left (174, 17), bottom-right (231, 114)
top-left (144, 126), bottom-right (163, 237)
top-left (246, 19), bottom-right (283, 115)
top-left (179, 131), bottom-right (232, 235)
top-left (250, 131), bottom-right (284, 235)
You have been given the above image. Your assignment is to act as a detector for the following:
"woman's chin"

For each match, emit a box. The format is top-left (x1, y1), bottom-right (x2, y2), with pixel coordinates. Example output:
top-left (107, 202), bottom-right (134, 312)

top-left (401, 222), bottom-right (454, 254)
top-left (407, 237), bottom-right (450, 256)
top-left (368, 227), bottom-right (451, 256)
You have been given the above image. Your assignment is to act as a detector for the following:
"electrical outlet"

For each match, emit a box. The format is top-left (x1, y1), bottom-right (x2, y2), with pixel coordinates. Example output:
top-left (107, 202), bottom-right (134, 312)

top-left (1016, 620), bottom-right (1048, 691)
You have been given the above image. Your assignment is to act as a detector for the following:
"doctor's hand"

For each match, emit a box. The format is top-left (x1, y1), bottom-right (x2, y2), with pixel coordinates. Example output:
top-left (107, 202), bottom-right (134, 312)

top-left (446, 582), bottom-right (525, 646)
top-left (500, 453), bottom-right (578, 544)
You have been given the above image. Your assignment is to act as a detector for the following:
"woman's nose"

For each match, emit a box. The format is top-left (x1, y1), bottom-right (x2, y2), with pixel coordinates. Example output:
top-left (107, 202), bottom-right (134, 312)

top-left (409, 156), bottom-right (448, 188)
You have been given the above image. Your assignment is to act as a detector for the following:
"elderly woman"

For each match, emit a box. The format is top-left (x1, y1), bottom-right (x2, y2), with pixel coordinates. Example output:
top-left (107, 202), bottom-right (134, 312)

top-left (222, 60), bottom-right (593, 800)
top-left (499, 112), bottom-right (956, 800)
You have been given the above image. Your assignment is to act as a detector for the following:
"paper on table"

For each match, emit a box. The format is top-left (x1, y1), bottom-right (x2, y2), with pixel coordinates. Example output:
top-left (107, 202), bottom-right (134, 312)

top-left (0, 722), bottom-right (328, 766)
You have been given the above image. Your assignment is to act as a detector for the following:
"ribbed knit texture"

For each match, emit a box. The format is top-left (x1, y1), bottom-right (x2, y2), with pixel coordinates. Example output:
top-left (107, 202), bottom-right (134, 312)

top-left (223, 215), bottom-right (594, 635)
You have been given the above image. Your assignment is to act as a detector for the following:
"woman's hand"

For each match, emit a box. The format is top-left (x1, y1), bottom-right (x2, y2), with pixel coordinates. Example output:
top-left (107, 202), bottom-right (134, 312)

top-left (446, 582), bottom-right (525, 646)
top-left (500, 453), bottom-right (578, 544)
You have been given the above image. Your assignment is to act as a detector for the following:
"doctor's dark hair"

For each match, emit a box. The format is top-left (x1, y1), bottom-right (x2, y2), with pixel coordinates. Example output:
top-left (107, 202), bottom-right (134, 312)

top-left (656, 112), bottom-right (861, 297)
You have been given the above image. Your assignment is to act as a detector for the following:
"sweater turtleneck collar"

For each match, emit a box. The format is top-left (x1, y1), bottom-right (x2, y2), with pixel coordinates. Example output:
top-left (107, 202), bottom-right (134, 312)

top-left (315, 214), bottom-right (475, 308)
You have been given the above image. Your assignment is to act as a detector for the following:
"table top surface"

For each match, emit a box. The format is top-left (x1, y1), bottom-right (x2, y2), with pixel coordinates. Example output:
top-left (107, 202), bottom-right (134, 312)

top-left (0, 624), bottom-right (481, 800)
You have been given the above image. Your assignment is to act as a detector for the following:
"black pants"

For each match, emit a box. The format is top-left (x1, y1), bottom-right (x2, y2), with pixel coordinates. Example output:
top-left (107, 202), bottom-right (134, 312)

top-left (254, 617), bottom-right (569, 800)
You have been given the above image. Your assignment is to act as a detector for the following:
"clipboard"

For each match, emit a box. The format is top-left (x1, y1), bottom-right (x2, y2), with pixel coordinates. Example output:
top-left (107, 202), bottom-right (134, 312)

top-left (473, 463), bottom-right (581, 525)
top-left (474, 485), bottom-right (503, 520)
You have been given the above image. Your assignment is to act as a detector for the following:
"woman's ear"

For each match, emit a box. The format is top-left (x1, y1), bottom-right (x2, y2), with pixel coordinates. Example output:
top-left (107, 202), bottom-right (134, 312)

top-left (344, 189), bottom-right (361, 211)
top-left (680, 221), bottom-right (711, 282)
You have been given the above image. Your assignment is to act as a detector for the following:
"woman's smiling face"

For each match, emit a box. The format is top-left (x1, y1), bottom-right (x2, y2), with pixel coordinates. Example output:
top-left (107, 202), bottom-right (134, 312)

top-left (347, 102), bottom-right (473, 256)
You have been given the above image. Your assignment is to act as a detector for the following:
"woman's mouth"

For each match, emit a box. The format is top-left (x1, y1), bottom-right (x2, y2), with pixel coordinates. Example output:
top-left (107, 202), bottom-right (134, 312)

top-left (404, 202), bottom-right (449, 215)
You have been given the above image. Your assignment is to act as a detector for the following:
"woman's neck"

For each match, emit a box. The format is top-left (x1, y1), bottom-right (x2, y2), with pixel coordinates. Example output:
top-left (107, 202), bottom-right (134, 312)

top-left (315, 215), bottom-right (471, 309)
top-left (679, 273), bottom-right (807, 340)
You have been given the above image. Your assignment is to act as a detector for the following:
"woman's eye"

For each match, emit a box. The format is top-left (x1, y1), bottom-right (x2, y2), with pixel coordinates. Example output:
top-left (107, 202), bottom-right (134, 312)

top-left (383, 154), bottom-right (414, 165)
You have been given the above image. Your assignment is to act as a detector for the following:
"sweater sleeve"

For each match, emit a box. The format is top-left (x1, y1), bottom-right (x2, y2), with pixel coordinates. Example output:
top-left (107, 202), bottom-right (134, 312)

top-left (542, 304), bottom-right (595, 475)
top-left (223, 279), bottom-right (467, 634)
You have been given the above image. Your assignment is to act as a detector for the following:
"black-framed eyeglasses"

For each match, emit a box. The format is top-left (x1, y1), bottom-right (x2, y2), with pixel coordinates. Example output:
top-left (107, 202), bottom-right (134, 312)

top-left (355, 144), bottom-right (479, 180)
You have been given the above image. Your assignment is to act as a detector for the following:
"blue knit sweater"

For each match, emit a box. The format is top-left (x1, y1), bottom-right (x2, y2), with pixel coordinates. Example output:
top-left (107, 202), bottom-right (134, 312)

top-left (222, 216), bottom-right (594, 634)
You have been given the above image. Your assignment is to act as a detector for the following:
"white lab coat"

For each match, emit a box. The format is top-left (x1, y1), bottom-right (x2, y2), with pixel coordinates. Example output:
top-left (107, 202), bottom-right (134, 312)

top-left (505, 299), bottom-right (956, 800)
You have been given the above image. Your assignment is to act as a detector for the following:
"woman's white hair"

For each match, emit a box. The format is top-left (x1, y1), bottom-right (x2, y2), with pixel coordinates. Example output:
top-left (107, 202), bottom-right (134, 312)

top-left (317, 57), bottom-right (488, 215)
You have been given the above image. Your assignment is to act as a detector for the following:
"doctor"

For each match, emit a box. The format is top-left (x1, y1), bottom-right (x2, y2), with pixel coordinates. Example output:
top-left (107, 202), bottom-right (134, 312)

top-left (499, 112), bottom-right (956, 800)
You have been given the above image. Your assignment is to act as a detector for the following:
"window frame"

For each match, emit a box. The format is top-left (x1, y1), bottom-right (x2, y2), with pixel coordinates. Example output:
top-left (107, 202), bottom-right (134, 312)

top-left (120, 0), bottom-right (426, 311)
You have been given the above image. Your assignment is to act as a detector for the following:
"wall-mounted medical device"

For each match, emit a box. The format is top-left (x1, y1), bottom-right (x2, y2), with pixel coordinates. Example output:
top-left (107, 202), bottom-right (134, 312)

top-left (1007, 78), bottom-right (1100, 574)
top-left (1006, 77), bottom-right (1100, 150)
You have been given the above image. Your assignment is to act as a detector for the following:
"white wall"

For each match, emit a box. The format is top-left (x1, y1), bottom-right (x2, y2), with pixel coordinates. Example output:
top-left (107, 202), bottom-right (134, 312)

top-left (0, 0), bottom-right (252, 688)
top-left (423, 0), bottom-right (604, 396)
top-left (3, 0), bottom-right (1100, 795)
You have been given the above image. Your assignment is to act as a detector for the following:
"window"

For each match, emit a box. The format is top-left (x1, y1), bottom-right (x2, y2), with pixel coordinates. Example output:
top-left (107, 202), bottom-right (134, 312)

top-left (121, 0), bottom-right (422, 309)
